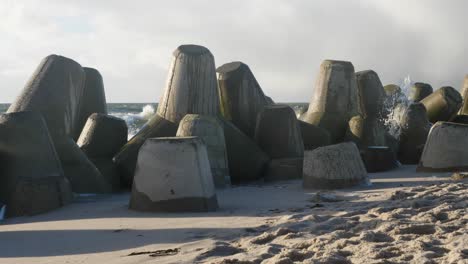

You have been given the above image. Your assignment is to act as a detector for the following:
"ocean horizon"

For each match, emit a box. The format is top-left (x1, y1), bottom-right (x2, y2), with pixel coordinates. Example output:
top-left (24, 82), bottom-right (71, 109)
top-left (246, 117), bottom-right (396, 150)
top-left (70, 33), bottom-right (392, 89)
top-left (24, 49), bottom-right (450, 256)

top-left (0, 102), bottom-right (309, 138)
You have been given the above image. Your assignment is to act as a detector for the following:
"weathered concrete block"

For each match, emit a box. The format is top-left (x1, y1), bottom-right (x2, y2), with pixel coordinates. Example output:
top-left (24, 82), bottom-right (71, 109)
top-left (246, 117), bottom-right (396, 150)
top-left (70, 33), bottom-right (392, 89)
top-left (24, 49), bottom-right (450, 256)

top-left (113, 114), bottom-right (178, 187)
top-left (298, 120), bottom-right (331, 150)
top-left (7, 55), bottom-right (85, 139)
top-left (345, 115), bottom-right (386, 148)
top-left (89, 158), bottom-right (121, 192)
top-left (356, 70), bottom-right (386, 118)
top-left (222, 120), bottom-right (270, 183)
top-left (116, 45), bottom-right (219, 187)
top-left (458, 75), bottom-right (468, 115)
top-left (74, 67), bottom-right (107, 140)
top-left (176, 114), bottom-right (230, 188)
top-left (264, 158), bottom-right (303, 181)
top-left (421, 86), bottom-right (462, 123)
top-left (6, 55), bottom-right (112, 193)
top-left (217, 61), bottom-right (272, 138)
top-left (417, 122), bottom-right (468, 172)
top-left (78, 113), bottom-right (128, 158)
top-left (255, 105), bottom-right (304, 159)
top-left (383, 84), bottom-right (401, 97)
top-left (77, 113), bottom-right (127, 191)
top-left (157, 44), bottom-right (220, 124)
top-left (451, 114), bottom-right (468, 125)
top-left (398, 103), bottom-right (431, 164)
top-left (303, 142), bottom-right (368, 189)
top-left (129, 137), bottom-right (218, 212)
top-left (0, 112), bottom-right (72, 217)
top-left (300, 60), bottom-right (360, 143)
top-left (361, 146), bottom-right (398, 172)
top-left (56, 137), bottom-right (111, 193)
top-left (345, 115), bottom-right (398, 172)
top-left (409, 82), bottom-right (433, 102)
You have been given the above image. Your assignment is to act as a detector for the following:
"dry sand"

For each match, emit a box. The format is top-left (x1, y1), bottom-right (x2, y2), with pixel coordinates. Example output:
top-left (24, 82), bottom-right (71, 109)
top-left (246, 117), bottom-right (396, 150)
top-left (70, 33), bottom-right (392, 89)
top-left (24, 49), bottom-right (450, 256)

top-left (0, 165), bottom-right (466, 264)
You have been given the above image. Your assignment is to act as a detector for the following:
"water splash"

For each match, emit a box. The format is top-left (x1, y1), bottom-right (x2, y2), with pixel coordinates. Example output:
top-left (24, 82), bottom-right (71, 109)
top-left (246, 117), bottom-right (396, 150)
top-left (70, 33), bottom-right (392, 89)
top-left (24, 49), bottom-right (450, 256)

top-left (110, 104), bottom-right (156, 139)
top-left (383, 75), bottom-right (413, 139)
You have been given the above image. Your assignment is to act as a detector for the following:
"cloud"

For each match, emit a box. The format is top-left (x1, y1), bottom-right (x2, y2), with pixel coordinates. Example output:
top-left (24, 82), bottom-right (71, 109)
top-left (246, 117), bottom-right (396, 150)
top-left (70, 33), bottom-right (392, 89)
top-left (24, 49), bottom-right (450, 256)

top-left (1, 0), bottom-right (467, 103)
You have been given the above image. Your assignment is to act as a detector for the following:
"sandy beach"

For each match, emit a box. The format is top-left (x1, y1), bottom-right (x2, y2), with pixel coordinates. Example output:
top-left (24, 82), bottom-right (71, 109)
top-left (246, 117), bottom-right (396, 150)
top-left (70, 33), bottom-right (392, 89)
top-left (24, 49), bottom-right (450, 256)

top-left (0, 165), bottom-right (466, 264)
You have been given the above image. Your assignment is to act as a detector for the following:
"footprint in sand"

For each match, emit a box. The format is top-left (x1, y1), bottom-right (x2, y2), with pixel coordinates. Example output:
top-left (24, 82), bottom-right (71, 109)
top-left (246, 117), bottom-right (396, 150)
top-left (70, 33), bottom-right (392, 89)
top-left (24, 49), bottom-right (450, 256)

top-left (250, 228), bottom-right (296, 245)
top-left (359, 231), bottom-right (394, 243)
top-left (196, 242), bottom-right (243, 260)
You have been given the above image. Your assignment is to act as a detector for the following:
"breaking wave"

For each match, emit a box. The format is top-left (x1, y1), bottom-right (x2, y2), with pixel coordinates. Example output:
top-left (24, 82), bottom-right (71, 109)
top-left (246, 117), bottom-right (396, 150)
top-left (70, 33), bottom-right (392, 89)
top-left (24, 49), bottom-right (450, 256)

top-left (108, 103), bottom-right (157, 139)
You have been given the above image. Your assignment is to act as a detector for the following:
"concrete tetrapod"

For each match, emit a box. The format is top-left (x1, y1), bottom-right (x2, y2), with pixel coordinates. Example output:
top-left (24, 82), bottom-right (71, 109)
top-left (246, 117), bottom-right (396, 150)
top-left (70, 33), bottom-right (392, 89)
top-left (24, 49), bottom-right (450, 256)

top-left (78, 113), bottom-right (128, 191)
top-left (298, 120), bottom-right (331, 150)
top-left (417, 122), bottom-right (468, 172)
top-left (451, 115), bottom-right (468, 125)
top-left (8, 55), bottom-right (85, 139)
top-left (383, 84), bottom-right (401, 97)
top-left (55, 137), bottom-right (111, 193)
top-left (0, 112), bottom-right (72, 217)
top-left (176, 114), bottom-right (230, 188)
top-left (360, 146), bottom-right (399, 173)
top-left (157, 44), bottom-right (220, 124)
top-left (74, 67), bottom-right (107, 140)
top-left (222, 119), bottom-right (270, 183)
top-left (300, 60), bottom-right (360, 143)
top-left (397, 103), bottom-right (432, 164)
top-left (408, 82), bottom-right (433, 102)
top-left (355, 70), bottom-right (386, 118)
top-left (129, 137), bottom-right (218, 212)
top-left (458, 75), bottom-right (468, 115)
top-left (217, 61), bottom-right (272, 138)
top-left (113, 114), bottom-right (178, 187)
top-left (420, 86), bottom-right (462, 123)
top-left (303, 142), bottom-right (368, 189)
top-left (345, 115), bottom-right (398, 172)
top-left (345, 116), bottom-right (386, 148)
top-left (6, 55), bottom-right (110, 193)
top-left (115, 44), bottom-right (220, 187)
top-left (255, 105), bottom-right (304, 181)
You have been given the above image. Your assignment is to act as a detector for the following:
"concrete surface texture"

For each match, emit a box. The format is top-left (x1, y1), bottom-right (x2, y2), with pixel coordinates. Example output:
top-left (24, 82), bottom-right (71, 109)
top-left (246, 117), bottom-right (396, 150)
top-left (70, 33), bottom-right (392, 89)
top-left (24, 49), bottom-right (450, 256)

top-left (298, 120), bottom-right (331, 150)
top-left (303, 142), bottom-right (368, 189)
top-left (254, 105), bottom-right (304, 159)
top-left (157, 45), bottom-right (220, 124)
top-left (113, 114), bottom-right (178, 187)
top-left (78, 113), bottom-right (128, 191)
top-left (418, 121), bottom-right (468, 172)
top-left (78, 113), bottom-right (128, 158)
top-left (176, 114), bottom-right (230, 188)
top-left (7, 55), bottom-right (86, 139)
top-left (74, 67), bottom-right (108, 140)
top-left (420, 86), bottom-right (462, 123)
top-left (458, 75), bottom-right (468, 115)
top-left (222, 119), bottom-right (270, 183)
top-left (300, 60), bottom-right (360, 143)
top-left (130, 137), bottom-right (217, 212)
top-left (397, 102), bottom-right (432, 164)
top-left (355, 70), bottom-right (386, 118)
top-left (217, 61), bottom-right (272, 138)
top-left (0, 112), bottom-right (72, 217)
top-left (408, 82), bottom-right (433, 102)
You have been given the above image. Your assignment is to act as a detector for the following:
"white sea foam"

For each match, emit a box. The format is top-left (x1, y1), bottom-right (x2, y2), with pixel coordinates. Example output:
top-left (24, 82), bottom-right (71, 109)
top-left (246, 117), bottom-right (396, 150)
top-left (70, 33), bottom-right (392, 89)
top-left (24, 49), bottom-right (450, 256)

top-left (383, 75), bottom-right (413, 140)
top-left (109, 104), bottom-right (156, 139)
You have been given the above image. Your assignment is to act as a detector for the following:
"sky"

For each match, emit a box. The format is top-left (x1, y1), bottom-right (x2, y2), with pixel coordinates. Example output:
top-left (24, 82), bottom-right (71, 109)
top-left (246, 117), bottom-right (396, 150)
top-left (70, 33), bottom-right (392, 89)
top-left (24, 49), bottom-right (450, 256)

top-left (1, 0), bottom-right (468, 103)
